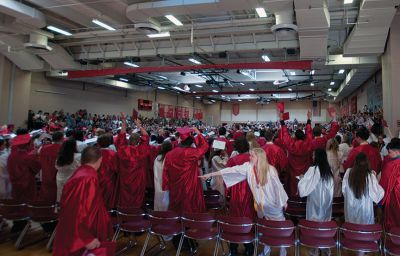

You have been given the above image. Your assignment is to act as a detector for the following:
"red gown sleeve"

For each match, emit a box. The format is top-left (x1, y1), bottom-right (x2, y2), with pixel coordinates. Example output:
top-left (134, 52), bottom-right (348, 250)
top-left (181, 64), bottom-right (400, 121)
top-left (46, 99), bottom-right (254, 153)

top-left (162, 155), bottom-right (170, 191)
top-left (343, 147), bottom-right (357, 171)
top-left (115, 132), bottom-right (128, 149)
top-left (325, 121), bottom-right (339, 140)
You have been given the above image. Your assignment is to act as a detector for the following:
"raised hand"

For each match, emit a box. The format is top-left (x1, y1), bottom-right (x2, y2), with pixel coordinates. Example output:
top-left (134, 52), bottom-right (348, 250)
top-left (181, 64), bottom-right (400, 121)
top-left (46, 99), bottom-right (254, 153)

top-left (86, 238), bottom-right (100, 250)
top-left (120, 112), bottom-right (126, 121)
top-left (307, 110), bottom-right (312, 120)
top-left (134, 118), bottom-right (142, 127)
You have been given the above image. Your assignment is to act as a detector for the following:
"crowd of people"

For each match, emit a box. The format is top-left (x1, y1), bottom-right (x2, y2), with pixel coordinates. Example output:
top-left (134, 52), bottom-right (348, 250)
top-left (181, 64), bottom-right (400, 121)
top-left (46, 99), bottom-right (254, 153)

top-left (0, 106), bottom-right (399, 256)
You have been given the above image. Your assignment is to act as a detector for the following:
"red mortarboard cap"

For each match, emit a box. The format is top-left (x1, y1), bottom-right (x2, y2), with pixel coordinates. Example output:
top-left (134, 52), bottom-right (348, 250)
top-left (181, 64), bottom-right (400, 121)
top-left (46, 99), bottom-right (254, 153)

top-left (176, 127), bottom-right (192, 141)
top-left (277, 102), bottom-right (285, 113)
top-left (282, 112), bottom-right (290, 121)
top-left (12, 134), bottom-right (31, 146)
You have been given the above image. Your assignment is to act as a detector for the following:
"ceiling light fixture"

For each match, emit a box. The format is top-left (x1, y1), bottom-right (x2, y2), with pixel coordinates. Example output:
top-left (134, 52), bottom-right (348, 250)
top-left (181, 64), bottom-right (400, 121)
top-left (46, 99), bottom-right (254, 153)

top-left (157, 86), bottom-right (166, 90)
top-left (173, 86), bottom-right (185, 92)
top-left (310, 82), bottom-right (315, 86)
top-left (330, 81), bottom-right (335, 85)
top-left (338, 69), bottom-right (345, 74)
top-left (119, 78), bottom-right (129, 82)
top-left (210, 100), bottom-right (216, 103)
top-left (92, 19), bottom-right (116, 31)
top-left (165, 15), bottom-right (183, 26)
top-left (310, 70), bottom-right (315, 75)
top-left (238, 99), bottom-right (243, 102)
top-left (261, 55), bottom-right (270, 62)
top-left (328, 88), bottom-right (332, 91)
top-left (240, 83), bottom-right (245, 85)
top-left (47, 26), bottom-right (72, 36)
top-left (344, 0), bottom-right (354, 4)
top-left (255, 8), bottom-right (267, 18)
top-left (249, 88), bottom-right (255, 91)
top-left (189, 58), bottom-right (201, 65)
top-left (288, 88), bottom-right (293, 91)
top-left (195, 84), bottom-right (203, 88)
top-left (212, 89), bottom-right (219, 93)
top-left (124, 62), bottom-right (139, 67)
top-left (147, 32), bottom-right (170, 38)
top-left (196, 96), bottom-right (201, 99)
top-left (158, 75), bottom-right (168, 80)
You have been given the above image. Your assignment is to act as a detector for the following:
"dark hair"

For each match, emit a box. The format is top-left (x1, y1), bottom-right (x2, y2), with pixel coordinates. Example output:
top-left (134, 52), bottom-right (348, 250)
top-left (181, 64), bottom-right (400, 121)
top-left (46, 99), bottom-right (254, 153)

top-left (181, 136), bottom-right (194, 147)
top-left (234, 137), bottom-right (249, 154)
top-left (0, 137), bottom-right (5, 148)
top-left (129, 133), bottom-right (140, 145)
top-left (314, 149), bottom-right (333, 182)
top-left (57, 139), bottom-right (77, 167)
top-left (264, 130), bottom-right (274, 142)
top-left (158, 140), bottom-right (172, 161)
top-left (218, 127), bottom-right (227, 136)
top-left (387, 138), bottom-right (400, 151)
top-left (295, 129), bottom-right (305, 140)
top-left (97, 135), bottom-right (111, 148)
top-left (16, 128), bottom-right (28, 135)
top-left (334, 135), bottom-right (342, 144)
top-left (73, 130), bottom-right (85, 142)
top-left (52, 131), bottom-right (64, 142)
top-left (349, 153), bottom-right (371, 199)
top-left (370, 123), bottom-right (383, 136)
top-left (313, 126), bottom-right (322, 137)
top-left (356, 127), bottom-right (370, 141)
top-left (81, 146), bottom-right (102, 165)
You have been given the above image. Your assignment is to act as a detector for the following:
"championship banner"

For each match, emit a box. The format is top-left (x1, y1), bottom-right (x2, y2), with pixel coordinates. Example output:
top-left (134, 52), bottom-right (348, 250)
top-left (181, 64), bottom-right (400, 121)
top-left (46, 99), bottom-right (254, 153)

top-left (232, 104), bottom-right (240, 116)
top-left (184, 108), bottom-right (189, 119)
top-left (166, 105), bottom-right (174, 118)
top-left (158, 104), bottom-right (165, 118)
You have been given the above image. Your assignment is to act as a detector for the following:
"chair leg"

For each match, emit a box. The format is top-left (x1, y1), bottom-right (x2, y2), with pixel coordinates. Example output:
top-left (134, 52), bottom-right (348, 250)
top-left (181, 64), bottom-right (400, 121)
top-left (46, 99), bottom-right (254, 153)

top-left (15, 221), bottom-right (31, 250)
top-left (112, 227), bottom-right (120, 242)
top-left (253, 241), bottom-right (257, 256)
top-left (213, 238), bottom-right (219, 256)
top-left (46, 228), bottom-right (56, 251)
top-left (175, 234), bottom-right (184, 256)
top-left (140, 232), bottom-right (151, 256)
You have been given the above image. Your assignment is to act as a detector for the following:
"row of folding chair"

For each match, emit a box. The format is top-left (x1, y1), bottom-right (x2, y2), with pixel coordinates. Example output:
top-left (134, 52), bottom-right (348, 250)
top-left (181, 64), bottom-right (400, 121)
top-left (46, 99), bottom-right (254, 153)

top-left (110, 207), bottom-right (400, 256)
top-left (0, 199), bottom-right (57, 250)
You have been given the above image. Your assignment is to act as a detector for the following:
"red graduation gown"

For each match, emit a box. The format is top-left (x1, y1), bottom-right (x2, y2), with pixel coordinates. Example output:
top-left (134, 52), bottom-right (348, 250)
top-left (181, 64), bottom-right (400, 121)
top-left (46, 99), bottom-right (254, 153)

top-left (162, 135), bottom-right (209, 214)
top-left (38, 143), bottom-right (61, 202)
top-left (147, 145), bottom-right (161, 189)
top-left (116, 133), bottom-right (150, 208)
top-left (53, 165), bottom-right (112, 256)
top-left (98, 149), bottom-right (118, 209)
top-left (257, 137), bottom-right (267, 147)
top-left (380, 158), bottom-right (400, 230)
top-left (262, 142), bottom-right (288, 174)
top-left (311, 121), bottom-right (339, 151)
top-left (216, 136), bottom-right (233, 156)
top-left (343, 143), bottom-right (382, 173)
top-left (7, 148), bottom-right (41, 202)
top-left (225, 153), bottom-right (256, 219)
top-left (279, 124), bottom-right (313, 197)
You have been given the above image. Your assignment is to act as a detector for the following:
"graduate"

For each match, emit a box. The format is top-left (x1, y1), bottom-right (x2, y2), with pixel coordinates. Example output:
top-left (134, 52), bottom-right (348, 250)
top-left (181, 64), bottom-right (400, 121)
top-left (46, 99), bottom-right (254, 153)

top-left (298, 149), bottom-right (334, 221)
top-left (380, 138), bottom-right (400, 230)
top-left (97, 135), bottom-right (118, 210)
top-left (162, 126), bottom-right (209, 214)
top-left (311, 110), bottom-right (339, 151)
top-left (53, 146), bottom-right (113, 256)
top-left (153, 140), bottom-right (172, 211)
top-left (0, 136), bottom-right (11, 199)
top-left (342, 153), bottom-right (384, 224)
top-left (38, 131), bottom-right (64, 202)
top-left (116, 114), bottom-right (149, 208)
top-left (8, 130), bottom-right (41, 202)
top-left (279, 111), bottom-right (313, 196)
top-left (343, 126), bottom-right (382, 174)
top-left (262, 130), bottom-right (288, 175)
top-left (200, 148), bottom-right (288, 256)
top-left (215, 126), bottom-right (233, 156)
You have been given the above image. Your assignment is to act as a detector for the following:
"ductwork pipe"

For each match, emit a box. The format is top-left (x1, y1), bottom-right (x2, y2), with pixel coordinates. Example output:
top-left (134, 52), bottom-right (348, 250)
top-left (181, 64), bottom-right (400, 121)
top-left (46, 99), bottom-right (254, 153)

top-left (0, 0), bottom-right (46, 28)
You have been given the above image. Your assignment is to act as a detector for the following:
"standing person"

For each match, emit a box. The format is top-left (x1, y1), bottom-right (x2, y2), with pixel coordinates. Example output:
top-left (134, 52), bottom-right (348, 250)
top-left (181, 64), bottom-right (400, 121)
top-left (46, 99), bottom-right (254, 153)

top-left (53, 146), bottom-right (113, 256)
top-left (380, 138), bottom-right (400, 231)
top-left (337, 135), bottom-right (352, 165)
top-left (162, 126), bottom-right (209, 214)
top-left (97, 135), bottom-right (118, 210)
top-left (153, 140), bottom-right (172, 211)
top-left (310, 111), bottom-right (339, 151)
top-left (0, 136), bottom-right (11, 199)
top-left (326, 139), bottom-right (342, 197)
top-left (215, 126), bottom-right (233, 156)
top-left (38, 131), bottom-right (64, 202)
top-left (342, 153), bottom-right (384, 224)
top-left (200, 148), bottom-right (288, 256)
top-left (116, 114), bottom-right (149, 208)
top-left (298, 149), bottom-right (334, 221)
top-left (209, 147), bottom-right (228, 201)
top-left (279, 111), bottom-right (313, 196)
top-left (262, 130), bottom-right (288, 176)
top-left (343, 127), bottom-right (382, 174)
top-left (56, 139), bottom-right (81, 202)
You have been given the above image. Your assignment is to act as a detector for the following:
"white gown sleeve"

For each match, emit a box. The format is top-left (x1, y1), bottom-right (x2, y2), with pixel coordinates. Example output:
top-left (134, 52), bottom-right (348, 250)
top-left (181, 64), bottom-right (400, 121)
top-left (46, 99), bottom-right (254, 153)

top-left (342, 168), bottom-right (351, 195)
top-left (298, 166), bottom-right (320, 197)
top-left (270, 167), bottom-right (289, 208)
top-left (221, 162), bottom-right (250, 188)
top-left (368, 172), bottom-right (385, 203)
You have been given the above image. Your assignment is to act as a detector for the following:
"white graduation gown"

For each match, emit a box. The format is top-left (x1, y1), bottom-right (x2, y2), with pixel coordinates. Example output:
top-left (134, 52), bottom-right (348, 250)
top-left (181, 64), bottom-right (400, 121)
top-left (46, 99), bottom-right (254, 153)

top-left (0, 149), bottom-right (12, 199)
top-left (298, 166), bottom-right (334, 221)
top-left (153, 155), bottom-right (169, 211)
top-left (342, 168), bottom-right (384, 224)
top-left (210, 155), bottom-right (228, 196)
top-left (221, 162), bottom-right (288, 220)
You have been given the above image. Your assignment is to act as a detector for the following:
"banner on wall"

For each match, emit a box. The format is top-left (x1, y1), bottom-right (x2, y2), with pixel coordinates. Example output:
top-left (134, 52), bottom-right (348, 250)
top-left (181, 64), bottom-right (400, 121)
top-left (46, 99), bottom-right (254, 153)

top-left (138, 99), bottom-right (152, 111)
top-left (194, 109), bottom-right (203, 120)
top-left (166, 105), bottom-right (174, 118)
top-left (184, 108), bottom-right (189, 119)
top-left (312, 101), bottom-right (321, 117)
top-left (351, 96), bottom-right (357, 114)
top-left (232, 104), bottom-right (240, 116)
top-left (158, 104), bottom-right (165, 118)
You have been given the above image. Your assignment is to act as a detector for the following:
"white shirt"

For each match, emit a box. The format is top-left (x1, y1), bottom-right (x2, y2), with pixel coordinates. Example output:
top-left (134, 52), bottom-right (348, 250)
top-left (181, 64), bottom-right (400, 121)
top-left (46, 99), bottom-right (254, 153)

top-left (153, 155), bottom-right (169, 211)
top-left (56, 153), bottom-right (81, 202)
top-left (221, 162), bottom-right (288, 220)
top-left (0, 149), bottom-right (11, 199)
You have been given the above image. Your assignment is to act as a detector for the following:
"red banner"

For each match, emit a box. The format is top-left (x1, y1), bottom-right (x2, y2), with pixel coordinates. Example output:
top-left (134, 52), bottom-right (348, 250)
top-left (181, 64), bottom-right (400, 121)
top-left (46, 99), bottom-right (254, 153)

top-left (175, 106), bottom-right (183, 119)
top-left (184, 108), bottom-right (189, 119)
top-left (166, 105), bottom-right (174, 118)
top-left (232, 104), bottom-right (240, 116)
top-left (351, 96), bottom-right (357, 114)
top-left (194, 109), bottom-right (203, 120)
top-left (158, 104), bottom-right (165, 118)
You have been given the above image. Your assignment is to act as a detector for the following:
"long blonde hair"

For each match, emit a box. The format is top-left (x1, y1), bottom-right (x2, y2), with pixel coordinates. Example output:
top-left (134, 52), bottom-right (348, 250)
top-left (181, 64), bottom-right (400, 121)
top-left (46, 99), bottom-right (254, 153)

top-left (250, 148), bottom-right (270, 186)
top-left (246, 132), bottom-right (260, 150)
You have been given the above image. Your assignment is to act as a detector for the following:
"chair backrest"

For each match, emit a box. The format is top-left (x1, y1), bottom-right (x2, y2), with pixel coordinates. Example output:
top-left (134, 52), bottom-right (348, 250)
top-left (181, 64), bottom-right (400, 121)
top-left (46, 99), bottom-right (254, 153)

top-left (387, 227), bottom-right (400, 246)
top-left (341, 222), bottom-right (382, 242)
top-left (257, 218), bottom-right (295, 238)
top-left (182, 212), bottom-right (216, 230)
top-left (287, 197), bottom-right (307, 207)
top-left (116, 207), bottom-right (146, 223)
top-left (148, 210), bottom-right (180, 226)
top-left (27, 201), bottom-right (58, 221)
top-left (0, 199), bottom-right (29, 220)
top-left (298, 219), bottom-right (337, 238)
top-left (218, 216), bottom-right (254, 234)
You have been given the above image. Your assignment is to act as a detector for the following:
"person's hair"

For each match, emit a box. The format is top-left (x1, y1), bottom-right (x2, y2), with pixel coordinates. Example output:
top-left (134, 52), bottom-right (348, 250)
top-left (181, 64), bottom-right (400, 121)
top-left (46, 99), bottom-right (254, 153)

top-left (356, 126), bottom-right (370, 141)
top-left (0, 137), bottom-right (5, 148)
top-left (250, 148), bottom-right (270, 186)
top-left (218, 127), bottom-right (226, 136)
top-left (97, 135), bottom-right (111, 148)
top-left (370, 123), bottom-right (383, 136)
top-left (234, 137), bottom-right (249, 154)
top-left (180, 136), bottom-right (194, 147)
top-left (52, 131), bottom-right (64, 143)
top-left (73, 130), bottom-right (85, 142)
top-left (334, 135), bottom-right (342, 144)
top-left (81, 146), bottom-right (102, 165)
top-left (314, 149), bottom-right (333, 182)
top-left (342, 134), bottom-right (351, 146)
top-left (295, 129), bottom-right (305, 140)
top-left (129, 133), bottom-right (140, 146)
top-left (16, 128), bottom-right (28, 135)
top-left (348, 153), bottom-right (371, 199)
top-left (57, 139), bottom-right (77, 167)
top-left (264, 130), bottom-right (274, 142)
top-left (246, 132), bottom-right (260, 149)
top-left (158, 140), bottom-right (172, 161)
top-left (313, 126), bottom-right (322, 137)
top-left (209, 149), bottom-right (223, 165)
